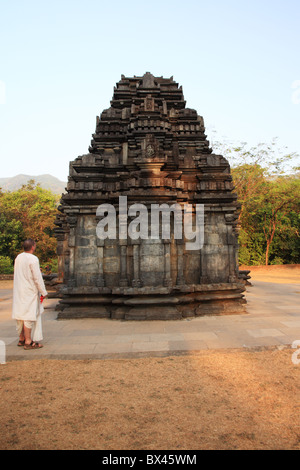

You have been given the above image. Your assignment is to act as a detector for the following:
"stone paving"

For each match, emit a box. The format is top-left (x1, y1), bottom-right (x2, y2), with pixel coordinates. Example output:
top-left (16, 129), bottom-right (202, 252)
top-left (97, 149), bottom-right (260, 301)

top-left (0, 277), bottom-right (299, 361)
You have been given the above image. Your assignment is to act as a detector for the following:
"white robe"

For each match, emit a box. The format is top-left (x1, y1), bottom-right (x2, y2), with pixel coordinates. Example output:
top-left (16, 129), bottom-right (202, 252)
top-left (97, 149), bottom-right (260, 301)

top-left (12, 252), bottom-right (48, 341)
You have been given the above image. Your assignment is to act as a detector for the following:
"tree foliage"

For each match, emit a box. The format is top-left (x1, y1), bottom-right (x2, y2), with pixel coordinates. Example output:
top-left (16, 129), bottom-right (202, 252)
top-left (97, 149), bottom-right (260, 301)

top-left (218, 140), bottom-right (300, 266)
top-left (0, 181), bottom-right (59, 271)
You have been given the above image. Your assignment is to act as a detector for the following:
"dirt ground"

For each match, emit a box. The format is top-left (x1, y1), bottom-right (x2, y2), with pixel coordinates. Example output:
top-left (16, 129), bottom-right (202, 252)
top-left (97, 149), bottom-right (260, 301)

top-left (0, 349), bottom-right (299, 450)
top-left (0, 266), bottom-right (299, 450)
top-left (240, 264), bottom-right (300, 284)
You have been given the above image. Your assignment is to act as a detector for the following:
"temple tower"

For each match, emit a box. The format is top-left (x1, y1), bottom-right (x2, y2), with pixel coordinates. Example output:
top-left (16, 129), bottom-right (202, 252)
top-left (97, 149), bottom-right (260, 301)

top-left (54, 73), bottom-right (246, 319)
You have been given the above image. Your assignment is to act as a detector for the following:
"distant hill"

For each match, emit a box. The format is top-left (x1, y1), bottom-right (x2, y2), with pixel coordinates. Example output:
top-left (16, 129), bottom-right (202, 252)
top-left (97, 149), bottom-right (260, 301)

top-left (0, 174), bottom-right (67, 194)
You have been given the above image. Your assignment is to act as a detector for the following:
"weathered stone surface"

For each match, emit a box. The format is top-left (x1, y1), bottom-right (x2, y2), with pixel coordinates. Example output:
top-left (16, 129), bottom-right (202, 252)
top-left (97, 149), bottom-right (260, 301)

top-left (124, 296), bottom-right (180, 305)
top-left (54, 72), bottom-right (246, 320)
top-left (126, 307), bottom-right (182, 321)
top-left (57, 306), bottom-right (110, 319)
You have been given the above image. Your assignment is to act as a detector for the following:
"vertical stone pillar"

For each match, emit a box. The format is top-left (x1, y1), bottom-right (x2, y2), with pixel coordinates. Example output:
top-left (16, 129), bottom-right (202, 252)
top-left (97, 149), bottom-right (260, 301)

top-left (225, 213), bottom-right (238, 283)
top-left (200, 246), bottom-right (209, 284)
top-left (120, 241), bottom-right (128, 287)
top-left (163, 240), bottom-right (172, 287)
top-left (200, 212), bottom-right (209, 284)
top-left (56, 241), bottom-right (64, 283)
top-left (68, 246), bottom-right (75, 287)
top-left (227, 245), bottom-right (236, 282)
top-left (67, 216), bottom-right (77, 287)
top-left (176, 240), bottom-right (185, 286)
top-left (96, 238), bottom-right (105, 287)
top-left (132, 241), bottom-right (142, 287)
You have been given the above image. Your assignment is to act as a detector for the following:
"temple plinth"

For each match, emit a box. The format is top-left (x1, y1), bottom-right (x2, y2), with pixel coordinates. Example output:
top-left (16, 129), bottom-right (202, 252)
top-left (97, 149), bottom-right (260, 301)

top-left (54, 73), bottom-right (246, 320)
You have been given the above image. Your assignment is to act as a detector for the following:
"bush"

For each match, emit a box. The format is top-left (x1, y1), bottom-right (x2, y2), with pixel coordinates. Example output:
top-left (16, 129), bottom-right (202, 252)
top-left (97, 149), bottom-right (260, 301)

top-left (40, 257), bottom-right (58, 274)
top-left (270, 257), bottom-right (284, 265)
top-left (0, 256), bottom-right (14, 274)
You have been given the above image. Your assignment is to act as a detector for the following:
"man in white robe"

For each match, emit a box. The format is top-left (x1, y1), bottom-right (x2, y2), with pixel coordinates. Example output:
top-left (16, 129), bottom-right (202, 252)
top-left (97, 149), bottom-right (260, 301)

top-left (12, 239), bottom-right (48, 350)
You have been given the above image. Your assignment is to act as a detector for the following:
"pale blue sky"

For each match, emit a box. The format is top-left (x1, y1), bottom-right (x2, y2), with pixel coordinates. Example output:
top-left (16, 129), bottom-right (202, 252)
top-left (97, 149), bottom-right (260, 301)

top-left (1, 0), bottom-right (299, 181)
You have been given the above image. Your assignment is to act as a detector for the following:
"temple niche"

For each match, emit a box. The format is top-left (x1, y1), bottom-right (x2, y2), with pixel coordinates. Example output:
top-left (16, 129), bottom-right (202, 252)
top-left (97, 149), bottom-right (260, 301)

top-left (54, 72), bottom-right (246, 320)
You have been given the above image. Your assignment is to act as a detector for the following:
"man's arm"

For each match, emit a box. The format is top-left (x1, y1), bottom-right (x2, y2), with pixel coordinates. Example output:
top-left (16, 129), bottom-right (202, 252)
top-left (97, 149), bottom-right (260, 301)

top-left (29, 258), bottom-right (48, 297)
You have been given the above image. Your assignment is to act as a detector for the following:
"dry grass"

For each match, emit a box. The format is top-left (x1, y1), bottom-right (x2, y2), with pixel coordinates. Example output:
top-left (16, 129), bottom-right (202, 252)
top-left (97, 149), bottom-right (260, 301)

top-left (0, 348), bottom-right (299, 450)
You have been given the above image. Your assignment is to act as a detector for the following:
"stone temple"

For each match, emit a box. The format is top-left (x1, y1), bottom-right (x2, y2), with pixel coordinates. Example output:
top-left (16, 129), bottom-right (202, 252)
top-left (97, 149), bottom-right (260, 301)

top-left (54, 72), bottom-right (246, 320)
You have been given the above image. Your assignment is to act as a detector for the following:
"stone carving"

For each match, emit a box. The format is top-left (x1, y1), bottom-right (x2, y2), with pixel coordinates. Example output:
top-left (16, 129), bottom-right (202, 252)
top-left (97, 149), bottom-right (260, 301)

top-left (54, 72), bottom-right (246, 320)
top-left (146, 144), bottom-right (155, 158)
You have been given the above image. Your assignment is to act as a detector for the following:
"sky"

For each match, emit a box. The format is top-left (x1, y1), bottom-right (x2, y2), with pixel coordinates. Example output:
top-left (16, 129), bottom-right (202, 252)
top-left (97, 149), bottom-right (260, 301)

top-left (1, 0), bottom-right (300, 182)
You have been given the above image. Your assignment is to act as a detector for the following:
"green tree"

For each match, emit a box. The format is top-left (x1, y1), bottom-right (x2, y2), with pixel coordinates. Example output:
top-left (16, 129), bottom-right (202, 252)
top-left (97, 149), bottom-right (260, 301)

top-left (255, 176), bottom-right (300, 265)
top-left (0, 182), bottom-right (59, 266)
top-left (212, 138), bottom-right (300, 266)
top-left (0, 256), bottom-right (14, 274)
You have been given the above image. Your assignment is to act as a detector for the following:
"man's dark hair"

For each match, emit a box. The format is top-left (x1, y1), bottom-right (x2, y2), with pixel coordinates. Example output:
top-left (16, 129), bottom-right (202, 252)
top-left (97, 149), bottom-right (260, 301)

top-left (23, 239), bottom-right (36, 252)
